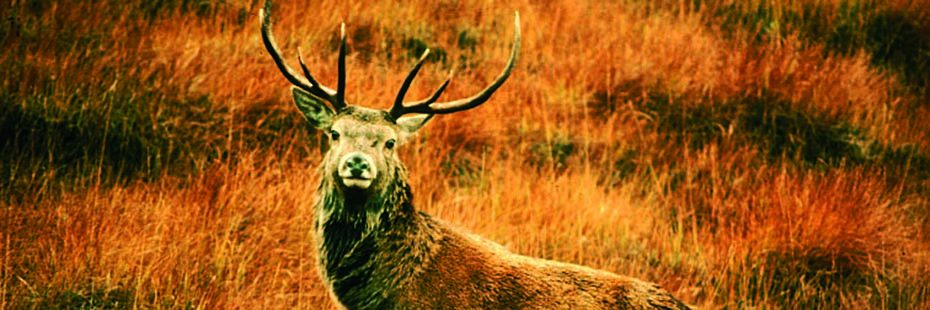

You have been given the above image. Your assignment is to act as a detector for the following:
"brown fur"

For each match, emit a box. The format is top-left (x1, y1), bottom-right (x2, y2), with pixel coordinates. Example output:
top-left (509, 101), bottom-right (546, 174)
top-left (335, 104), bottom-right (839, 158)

top-left (388, 215), bottom-right (689, 309)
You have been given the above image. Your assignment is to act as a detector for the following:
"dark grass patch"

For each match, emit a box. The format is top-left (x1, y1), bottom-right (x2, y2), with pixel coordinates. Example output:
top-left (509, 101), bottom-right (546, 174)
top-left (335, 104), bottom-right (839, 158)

top-left (0, 84), bottom-right (205, 201)
top-left (401, 37), bottom-right (448, 64)
top-left (638, 92), bottom-right (870, 165)
top-left (380, 22), bottom-right (486, 69)
top-left (740, 96), bottom-right (870, 164)
top-left (528, 135), bottom-right (576, 171)
top-left (861, 9), bottom-right (930, 96)
top-left (439, 150), bottom-right (483, 188)
top-left (26, 287), bottom-right (135, 309)
top-left (453, 25), bottom-right (484, 70)
top-left (0, 59), bottom-right (309, 203)
top-left (1, 5), bottom-right (110, 57)
top-left (700, 0), bottom-right (930, 95)
top-left (347, 21), bottom-right (379, 62)
top-left (136, 0), bottom-right (223, 20)
top-left (617, 89), bottom-right (930, 206)
top-left (876, 144), bottom-right (930, 180)
top-left (608, 149), bottom-right (638, 184)
top-left (588, 79), bottom-right (648, 117)
top-left (12, 0), bottom-right (220, 22)
top-left (722, 254), bottom-right (929, 308)
top-left (2, 0), bottom-right (238, 53)
top-left (18, 285), bottom-right (200, 309)
top-left (456, 27), bottom-right (480, 51)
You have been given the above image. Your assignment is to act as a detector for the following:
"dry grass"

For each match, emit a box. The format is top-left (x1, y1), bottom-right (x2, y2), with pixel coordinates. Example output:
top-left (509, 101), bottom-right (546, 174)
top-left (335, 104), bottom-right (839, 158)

top-left (2, 0), bottom-right (929, 308)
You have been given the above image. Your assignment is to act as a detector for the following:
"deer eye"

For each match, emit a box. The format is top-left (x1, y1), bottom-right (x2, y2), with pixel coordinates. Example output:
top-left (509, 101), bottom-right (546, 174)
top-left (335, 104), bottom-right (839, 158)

top-left (330, 130), bottom-right (340, 141)
top-left (385, 139), bottom-right (396, 150)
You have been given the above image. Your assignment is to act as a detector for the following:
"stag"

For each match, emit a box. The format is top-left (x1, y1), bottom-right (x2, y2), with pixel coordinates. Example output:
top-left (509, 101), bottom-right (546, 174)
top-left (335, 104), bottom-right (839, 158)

top-left (260, 1), bottom-right (688, 309)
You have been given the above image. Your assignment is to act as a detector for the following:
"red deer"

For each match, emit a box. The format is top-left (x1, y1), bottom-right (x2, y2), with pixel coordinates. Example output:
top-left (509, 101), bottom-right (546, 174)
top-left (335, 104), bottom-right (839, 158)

top-left (260, 1), bottom-right (689, 308)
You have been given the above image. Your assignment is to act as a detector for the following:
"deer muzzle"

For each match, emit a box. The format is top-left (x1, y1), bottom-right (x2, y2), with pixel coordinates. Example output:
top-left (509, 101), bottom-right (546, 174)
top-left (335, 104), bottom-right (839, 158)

top-left (338, 152), bottom-right (377, 189)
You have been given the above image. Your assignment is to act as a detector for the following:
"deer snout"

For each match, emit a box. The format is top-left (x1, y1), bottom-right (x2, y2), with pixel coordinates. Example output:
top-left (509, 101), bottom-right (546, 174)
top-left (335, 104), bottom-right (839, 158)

top-left (338, 152), bottom-right (377, 189)
top-left (345, 156), bottom-right (369, 177)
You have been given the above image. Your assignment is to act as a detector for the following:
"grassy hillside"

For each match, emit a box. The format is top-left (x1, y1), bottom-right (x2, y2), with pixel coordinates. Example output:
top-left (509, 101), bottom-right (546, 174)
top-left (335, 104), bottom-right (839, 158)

top-left (2, 0), bottom-right (929, 308)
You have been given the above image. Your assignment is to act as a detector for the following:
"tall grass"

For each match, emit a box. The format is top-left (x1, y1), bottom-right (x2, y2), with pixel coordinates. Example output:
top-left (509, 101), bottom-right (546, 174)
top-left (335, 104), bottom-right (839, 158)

top-left (678, 0), bottom-right (930, 94)
top-left (2, 0), bottom-right (929, 308)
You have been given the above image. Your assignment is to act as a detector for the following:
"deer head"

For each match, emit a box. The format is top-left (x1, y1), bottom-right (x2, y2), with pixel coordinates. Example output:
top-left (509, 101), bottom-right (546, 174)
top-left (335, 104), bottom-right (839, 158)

top-left (260, 1), bottom-right (520, 194)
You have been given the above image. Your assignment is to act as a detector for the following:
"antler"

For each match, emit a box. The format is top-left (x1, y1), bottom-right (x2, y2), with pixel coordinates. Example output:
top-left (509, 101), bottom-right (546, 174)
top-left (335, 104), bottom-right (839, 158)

top-left (260, 0), bottom-right (347, 110)
top-left (389, 12), bottom-right (521, 120)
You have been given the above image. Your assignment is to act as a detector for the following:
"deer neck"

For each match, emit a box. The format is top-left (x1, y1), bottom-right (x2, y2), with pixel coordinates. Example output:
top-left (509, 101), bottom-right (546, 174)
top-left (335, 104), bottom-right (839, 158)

top-left (316, 169), bottom-right (415, 232)
top-left (314, 169), bottom-right (422, 308)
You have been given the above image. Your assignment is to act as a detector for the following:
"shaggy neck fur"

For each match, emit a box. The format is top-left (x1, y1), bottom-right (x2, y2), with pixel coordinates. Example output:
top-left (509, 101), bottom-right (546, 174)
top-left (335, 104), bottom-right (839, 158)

top-left (315, 163), bottom-right (431, 309)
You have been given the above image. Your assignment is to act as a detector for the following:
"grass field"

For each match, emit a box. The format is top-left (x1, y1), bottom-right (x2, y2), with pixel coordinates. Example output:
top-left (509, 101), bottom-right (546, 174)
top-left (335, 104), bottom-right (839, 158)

top-left (2, 0), bottom-right (930, 308)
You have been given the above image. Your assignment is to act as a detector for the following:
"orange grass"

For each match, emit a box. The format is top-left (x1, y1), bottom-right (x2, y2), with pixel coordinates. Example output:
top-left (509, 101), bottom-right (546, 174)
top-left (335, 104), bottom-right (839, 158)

top-left (2, 0), bottom-right (930, 308)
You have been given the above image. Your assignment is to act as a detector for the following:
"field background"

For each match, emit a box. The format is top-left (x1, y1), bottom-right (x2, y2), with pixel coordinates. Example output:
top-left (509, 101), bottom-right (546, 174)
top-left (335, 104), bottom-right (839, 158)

top-left (2, 0), bottom-right (930, 308)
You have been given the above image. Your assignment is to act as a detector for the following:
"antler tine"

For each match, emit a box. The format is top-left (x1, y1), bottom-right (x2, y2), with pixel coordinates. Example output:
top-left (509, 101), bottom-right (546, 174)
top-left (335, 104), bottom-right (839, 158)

top-left (409, 69), bottom-right (454, 107)
top-left (259, 3), bottom-right (312, 93)
top-left (390, 70), bottom-right (454, 118)
top-left (260, 0), bottom-right (341, 109)
top-left (296, 47), bottom-right (338, 101)
top-left (392, 12), bottom-right (521, 118)
top-left (335, 23), bottom-right (348, 109)
top-left (389, 49), bottom-right (432, 118)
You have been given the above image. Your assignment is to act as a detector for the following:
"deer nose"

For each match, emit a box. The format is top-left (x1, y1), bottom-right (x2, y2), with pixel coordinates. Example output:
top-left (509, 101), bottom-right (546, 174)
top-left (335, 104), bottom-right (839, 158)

top-left (345, 155), bottom-right (370, 177)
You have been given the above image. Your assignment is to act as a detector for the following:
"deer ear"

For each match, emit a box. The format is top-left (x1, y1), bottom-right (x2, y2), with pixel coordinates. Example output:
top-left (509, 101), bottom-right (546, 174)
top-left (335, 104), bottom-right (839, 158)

top-left (396, 114), bottom-right (433, 141)
top-left (292, 87), bottom-right (334, 129)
